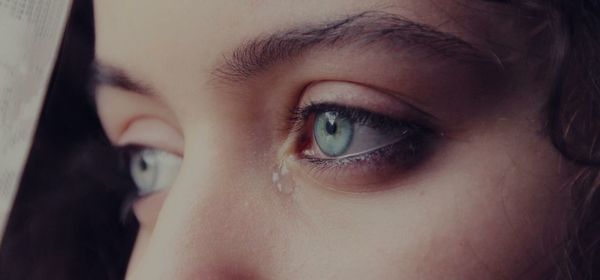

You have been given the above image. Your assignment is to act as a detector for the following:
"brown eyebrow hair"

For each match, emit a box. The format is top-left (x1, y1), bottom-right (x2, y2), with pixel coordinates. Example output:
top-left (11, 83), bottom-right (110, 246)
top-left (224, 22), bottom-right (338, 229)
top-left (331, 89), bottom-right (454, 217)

top-left (213, 11), bottom-right (498, 83)
top-left (93, 10), bottom-right (498, 94)
top-left (92, 62), bottom-right (155, 96)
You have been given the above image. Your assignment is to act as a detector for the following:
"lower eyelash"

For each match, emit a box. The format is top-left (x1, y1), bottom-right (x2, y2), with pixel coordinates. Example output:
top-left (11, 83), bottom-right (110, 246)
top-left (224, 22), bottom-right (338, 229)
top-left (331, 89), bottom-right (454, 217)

top-left (119, 193), bottom-right (139, 224)
top-left (301, 132), bottom-right (429, 171)
top-left (287, 102), bottom-right (440, 191)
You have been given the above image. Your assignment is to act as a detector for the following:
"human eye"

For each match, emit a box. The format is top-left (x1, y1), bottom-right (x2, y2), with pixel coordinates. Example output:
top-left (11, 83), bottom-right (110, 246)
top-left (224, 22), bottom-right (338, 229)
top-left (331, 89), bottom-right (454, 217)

top-left (287, 82), bottom-right (438, 192)
top-left (124, 146), bottom-right (182, 197)
top-left (297, 103), bottom-right (430, 163)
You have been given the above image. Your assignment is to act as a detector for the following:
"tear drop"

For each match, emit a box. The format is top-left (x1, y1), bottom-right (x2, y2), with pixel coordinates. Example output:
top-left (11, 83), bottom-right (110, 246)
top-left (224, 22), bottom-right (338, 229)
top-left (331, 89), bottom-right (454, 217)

top-left (272, 160), bottom-right (296, 195)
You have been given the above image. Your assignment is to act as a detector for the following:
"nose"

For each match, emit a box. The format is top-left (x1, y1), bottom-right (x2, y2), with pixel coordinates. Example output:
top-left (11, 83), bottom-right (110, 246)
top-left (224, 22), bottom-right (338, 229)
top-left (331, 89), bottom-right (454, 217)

top-left (125, 140), bottom-right (285, 279)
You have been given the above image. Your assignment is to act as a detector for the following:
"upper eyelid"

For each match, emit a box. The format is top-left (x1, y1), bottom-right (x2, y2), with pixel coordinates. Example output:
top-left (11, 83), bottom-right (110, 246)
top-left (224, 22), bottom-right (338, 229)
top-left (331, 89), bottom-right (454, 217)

top-left (298, 103), bottom-right (400, 130)
top-left (293, 101), bottom-right (439, 134)
top-left (300, 80), bottom-right (443, 127)
top-left (116, 117), bottom-right (185, 156)
top-left (94, 74), bottom-right (184, 151)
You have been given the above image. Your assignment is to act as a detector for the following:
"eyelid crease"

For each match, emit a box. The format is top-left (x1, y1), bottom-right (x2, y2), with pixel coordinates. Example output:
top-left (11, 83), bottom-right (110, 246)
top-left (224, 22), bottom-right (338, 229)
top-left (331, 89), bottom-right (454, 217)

top-left (296, 103), bottom-right (402, 129)
top-left (117, 117), bottom-right (185, 156)
top-left (297, 80), bottom-right (444, 130)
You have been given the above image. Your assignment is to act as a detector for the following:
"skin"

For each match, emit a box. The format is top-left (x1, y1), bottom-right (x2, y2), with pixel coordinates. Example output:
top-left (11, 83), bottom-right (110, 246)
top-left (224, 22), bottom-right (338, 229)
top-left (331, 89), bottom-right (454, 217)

top-left (94, 1), bottom-right (572, 279)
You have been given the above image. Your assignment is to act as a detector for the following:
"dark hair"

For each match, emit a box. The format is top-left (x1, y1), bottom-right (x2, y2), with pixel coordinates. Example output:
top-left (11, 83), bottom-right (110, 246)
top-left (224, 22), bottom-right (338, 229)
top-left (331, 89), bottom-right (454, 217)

top-left (0, 1), bottom-right (598, 279)
top-left (0, 1), bottom-right (137, 279)
top-left (540, 0), bottom-right (600, 278)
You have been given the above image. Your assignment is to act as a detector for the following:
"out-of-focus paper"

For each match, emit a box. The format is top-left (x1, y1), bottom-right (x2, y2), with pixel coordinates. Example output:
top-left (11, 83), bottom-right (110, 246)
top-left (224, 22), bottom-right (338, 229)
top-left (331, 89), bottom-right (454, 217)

top-left (0, 0), bottom-right (71, 241)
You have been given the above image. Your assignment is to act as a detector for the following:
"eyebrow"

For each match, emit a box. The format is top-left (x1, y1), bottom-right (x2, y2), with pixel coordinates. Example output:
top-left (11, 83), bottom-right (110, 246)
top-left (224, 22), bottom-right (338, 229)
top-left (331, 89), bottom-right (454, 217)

top-left (93, 11), bottom-right (497, 93)
top-left (92, 62), bottom-right (155, 96)
top-left (213, 11), bottom-right (496, 83)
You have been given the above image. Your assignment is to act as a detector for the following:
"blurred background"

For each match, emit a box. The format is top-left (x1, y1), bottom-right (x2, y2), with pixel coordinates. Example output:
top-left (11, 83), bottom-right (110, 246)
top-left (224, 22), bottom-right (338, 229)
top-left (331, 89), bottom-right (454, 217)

top-left (0, 1), bottom-right (137, 279)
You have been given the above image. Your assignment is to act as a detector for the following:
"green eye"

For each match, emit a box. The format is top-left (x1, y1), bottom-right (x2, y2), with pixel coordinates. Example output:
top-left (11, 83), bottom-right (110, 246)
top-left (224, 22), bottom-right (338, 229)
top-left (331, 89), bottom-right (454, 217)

top-left (314, 111), bottom-right (354, 157)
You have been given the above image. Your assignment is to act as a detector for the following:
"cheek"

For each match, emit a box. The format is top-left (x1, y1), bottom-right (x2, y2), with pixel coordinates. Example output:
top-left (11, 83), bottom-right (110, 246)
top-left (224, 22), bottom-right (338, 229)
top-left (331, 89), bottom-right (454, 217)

top-left (123, 115), bottom-right (570, 279)
top-left (403, 134), bottom-right (568, 278)
top-left (280, 130), bottom-right (568, 279)
top-left (133, 192), bottom-right (169, 228)
top-left (128, 227), bottom-right (153, 277)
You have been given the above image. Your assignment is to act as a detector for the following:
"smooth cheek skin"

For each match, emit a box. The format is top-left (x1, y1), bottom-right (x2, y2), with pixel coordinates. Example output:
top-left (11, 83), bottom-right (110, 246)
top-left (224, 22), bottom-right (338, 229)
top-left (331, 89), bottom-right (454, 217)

top-left (93, 1), bottom-right (572, 279)
top-left (124, 117), bottom-right (568, 280)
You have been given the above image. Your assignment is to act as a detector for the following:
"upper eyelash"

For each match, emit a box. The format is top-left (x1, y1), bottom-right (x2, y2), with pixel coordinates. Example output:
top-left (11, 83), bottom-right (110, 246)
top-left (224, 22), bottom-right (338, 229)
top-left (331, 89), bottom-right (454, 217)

top-left (289, 102), bottom-right (437, 165)
top-left (289, 102), bottom-right (402, 133)
top-left (289, 102), bottom-right (435, 138)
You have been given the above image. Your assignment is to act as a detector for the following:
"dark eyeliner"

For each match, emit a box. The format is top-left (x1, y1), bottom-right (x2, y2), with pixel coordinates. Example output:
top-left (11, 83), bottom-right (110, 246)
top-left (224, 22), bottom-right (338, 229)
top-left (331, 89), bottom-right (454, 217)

top-left (290, 102), bottom-right (435, 169)
top-left (294, 103), bottom-right (401, 131)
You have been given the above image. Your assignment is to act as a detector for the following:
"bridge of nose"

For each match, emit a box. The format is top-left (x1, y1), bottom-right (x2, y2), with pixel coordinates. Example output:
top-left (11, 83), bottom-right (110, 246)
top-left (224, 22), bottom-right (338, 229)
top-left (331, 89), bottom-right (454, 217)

top-left (126, 147), bottom-right (292, 279)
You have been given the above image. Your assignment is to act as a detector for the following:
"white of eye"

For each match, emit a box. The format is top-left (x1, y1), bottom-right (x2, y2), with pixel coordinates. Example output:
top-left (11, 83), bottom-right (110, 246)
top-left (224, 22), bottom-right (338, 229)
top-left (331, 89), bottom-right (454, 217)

top-left (130, 148), bottom-right (182, 196)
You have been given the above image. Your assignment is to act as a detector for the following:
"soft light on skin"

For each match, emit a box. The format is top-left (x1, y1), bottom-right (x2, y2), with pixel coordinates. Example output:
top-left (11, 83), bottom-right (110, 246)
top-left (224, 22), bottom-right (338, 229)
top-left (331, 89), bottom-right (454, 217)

top-left (94, 1), bottom-right (572, 279)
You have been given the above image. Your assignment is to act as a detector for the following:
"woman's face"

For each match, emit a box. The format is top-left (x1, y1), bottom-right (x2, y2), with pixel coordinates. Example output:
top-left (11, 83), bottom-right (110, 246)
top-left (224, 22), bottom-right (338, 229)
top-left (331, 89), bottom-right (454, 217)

top-left (94, 1), bottom-right (571, 279)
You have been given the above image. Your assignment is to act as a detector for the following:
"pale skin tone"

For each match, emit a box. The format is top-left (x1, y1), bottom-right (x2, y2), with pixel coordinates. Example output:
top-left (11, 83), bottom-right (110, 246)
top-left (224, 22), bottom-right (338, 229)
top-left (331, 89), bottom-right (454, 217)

top-left (94, 1), bottom-right (572, 279)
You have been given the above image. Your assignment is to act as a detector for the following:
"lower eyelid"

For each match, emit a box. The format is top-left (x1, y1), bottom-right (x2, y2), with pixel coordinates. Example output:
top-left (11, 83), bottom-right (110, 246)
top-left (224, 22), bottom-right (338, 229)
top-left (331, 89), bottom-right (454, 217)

top-left (305, 137), bottom-right (425, 167)
top-left (132, 191), bottom-right (169, 227)
top-left (296, 137), bottom-right (432, 192)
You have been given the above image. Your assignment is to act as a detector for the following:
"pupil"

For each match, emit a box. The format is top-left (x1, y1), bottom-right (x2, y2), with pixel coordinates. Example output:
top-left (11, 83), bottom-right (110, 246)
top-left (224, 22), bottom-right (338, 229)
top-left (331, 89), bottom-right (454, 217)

top-left (325, 120), bottom-right (337, 135)
top-left (139, 158), bottom-right (148, 171)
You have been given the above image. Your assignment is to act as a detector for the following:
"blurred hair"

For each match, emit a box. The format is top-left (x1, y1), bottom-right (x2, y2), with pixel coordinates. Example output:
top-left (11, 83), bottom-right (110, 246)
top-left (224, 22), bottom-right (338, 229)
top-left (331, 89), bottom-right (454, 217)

top-left (539, 0), bottom-right (600, 278)
top-left (0, 1), bottom-right (137, 279)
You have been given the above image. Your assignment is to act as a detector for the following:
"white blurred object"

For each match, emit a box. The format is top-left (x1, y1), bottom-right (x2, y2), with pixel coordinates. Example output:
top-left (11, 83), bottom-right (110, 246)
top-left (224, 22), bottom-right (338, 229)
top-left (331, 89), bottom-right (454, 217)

top-left (0, 0), bottom-right (71, 241)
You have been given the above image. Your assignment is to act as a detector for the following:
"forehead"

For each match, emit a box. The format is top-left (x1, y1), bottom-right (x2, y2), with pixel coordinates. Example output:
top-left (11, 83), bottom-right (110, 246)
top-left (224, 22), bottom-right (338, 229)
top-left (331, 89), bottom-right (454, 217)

top-left (94, 1), bottom-right (519, 87)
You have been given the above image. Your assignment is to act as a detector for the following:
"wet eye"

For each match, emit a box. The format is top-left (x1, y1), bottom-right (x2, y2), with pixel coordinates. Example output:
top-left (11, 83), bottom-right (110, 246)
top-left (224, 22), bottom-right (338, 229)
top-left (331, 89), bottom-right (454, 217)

top-left (129, 148), bottom-right (182, 196)
top-left (300, 103), bottom-right (429, 162)
top-left (291, 103), bottom-right (434, 191)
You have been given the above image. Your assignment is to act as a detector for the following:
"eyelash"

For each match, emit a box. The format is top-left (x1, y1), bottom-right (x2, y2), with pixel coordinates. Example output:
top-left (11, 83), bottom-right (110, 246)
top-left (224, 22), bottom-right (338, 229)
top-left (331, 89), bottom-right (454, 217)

top-left (289, 102), bottom-right (435, 173)
top-left (290, 103), bottom-right (402, 132)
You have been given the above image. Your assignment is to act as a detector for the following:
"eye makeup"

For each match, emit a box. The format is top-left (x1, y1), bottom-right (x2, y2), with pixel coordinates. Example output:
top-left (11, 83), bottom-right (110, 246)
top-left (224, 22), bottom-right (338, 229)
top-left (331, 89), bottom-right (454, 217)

top-left (286, 82), bottom-right (439, 193)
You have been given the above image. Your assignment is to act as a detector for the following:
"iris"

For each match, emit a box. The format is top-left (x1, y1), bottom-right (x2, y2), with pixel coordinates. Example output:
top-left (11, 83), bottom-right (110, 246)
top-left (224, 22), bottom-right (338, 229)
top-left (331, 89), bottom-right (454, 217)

top-left (314, 111), bottom-right (354, 157)
top-left (128, 148), bottom-right (182, 196)
top-left (130, 149), bottom-right (158, 193)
